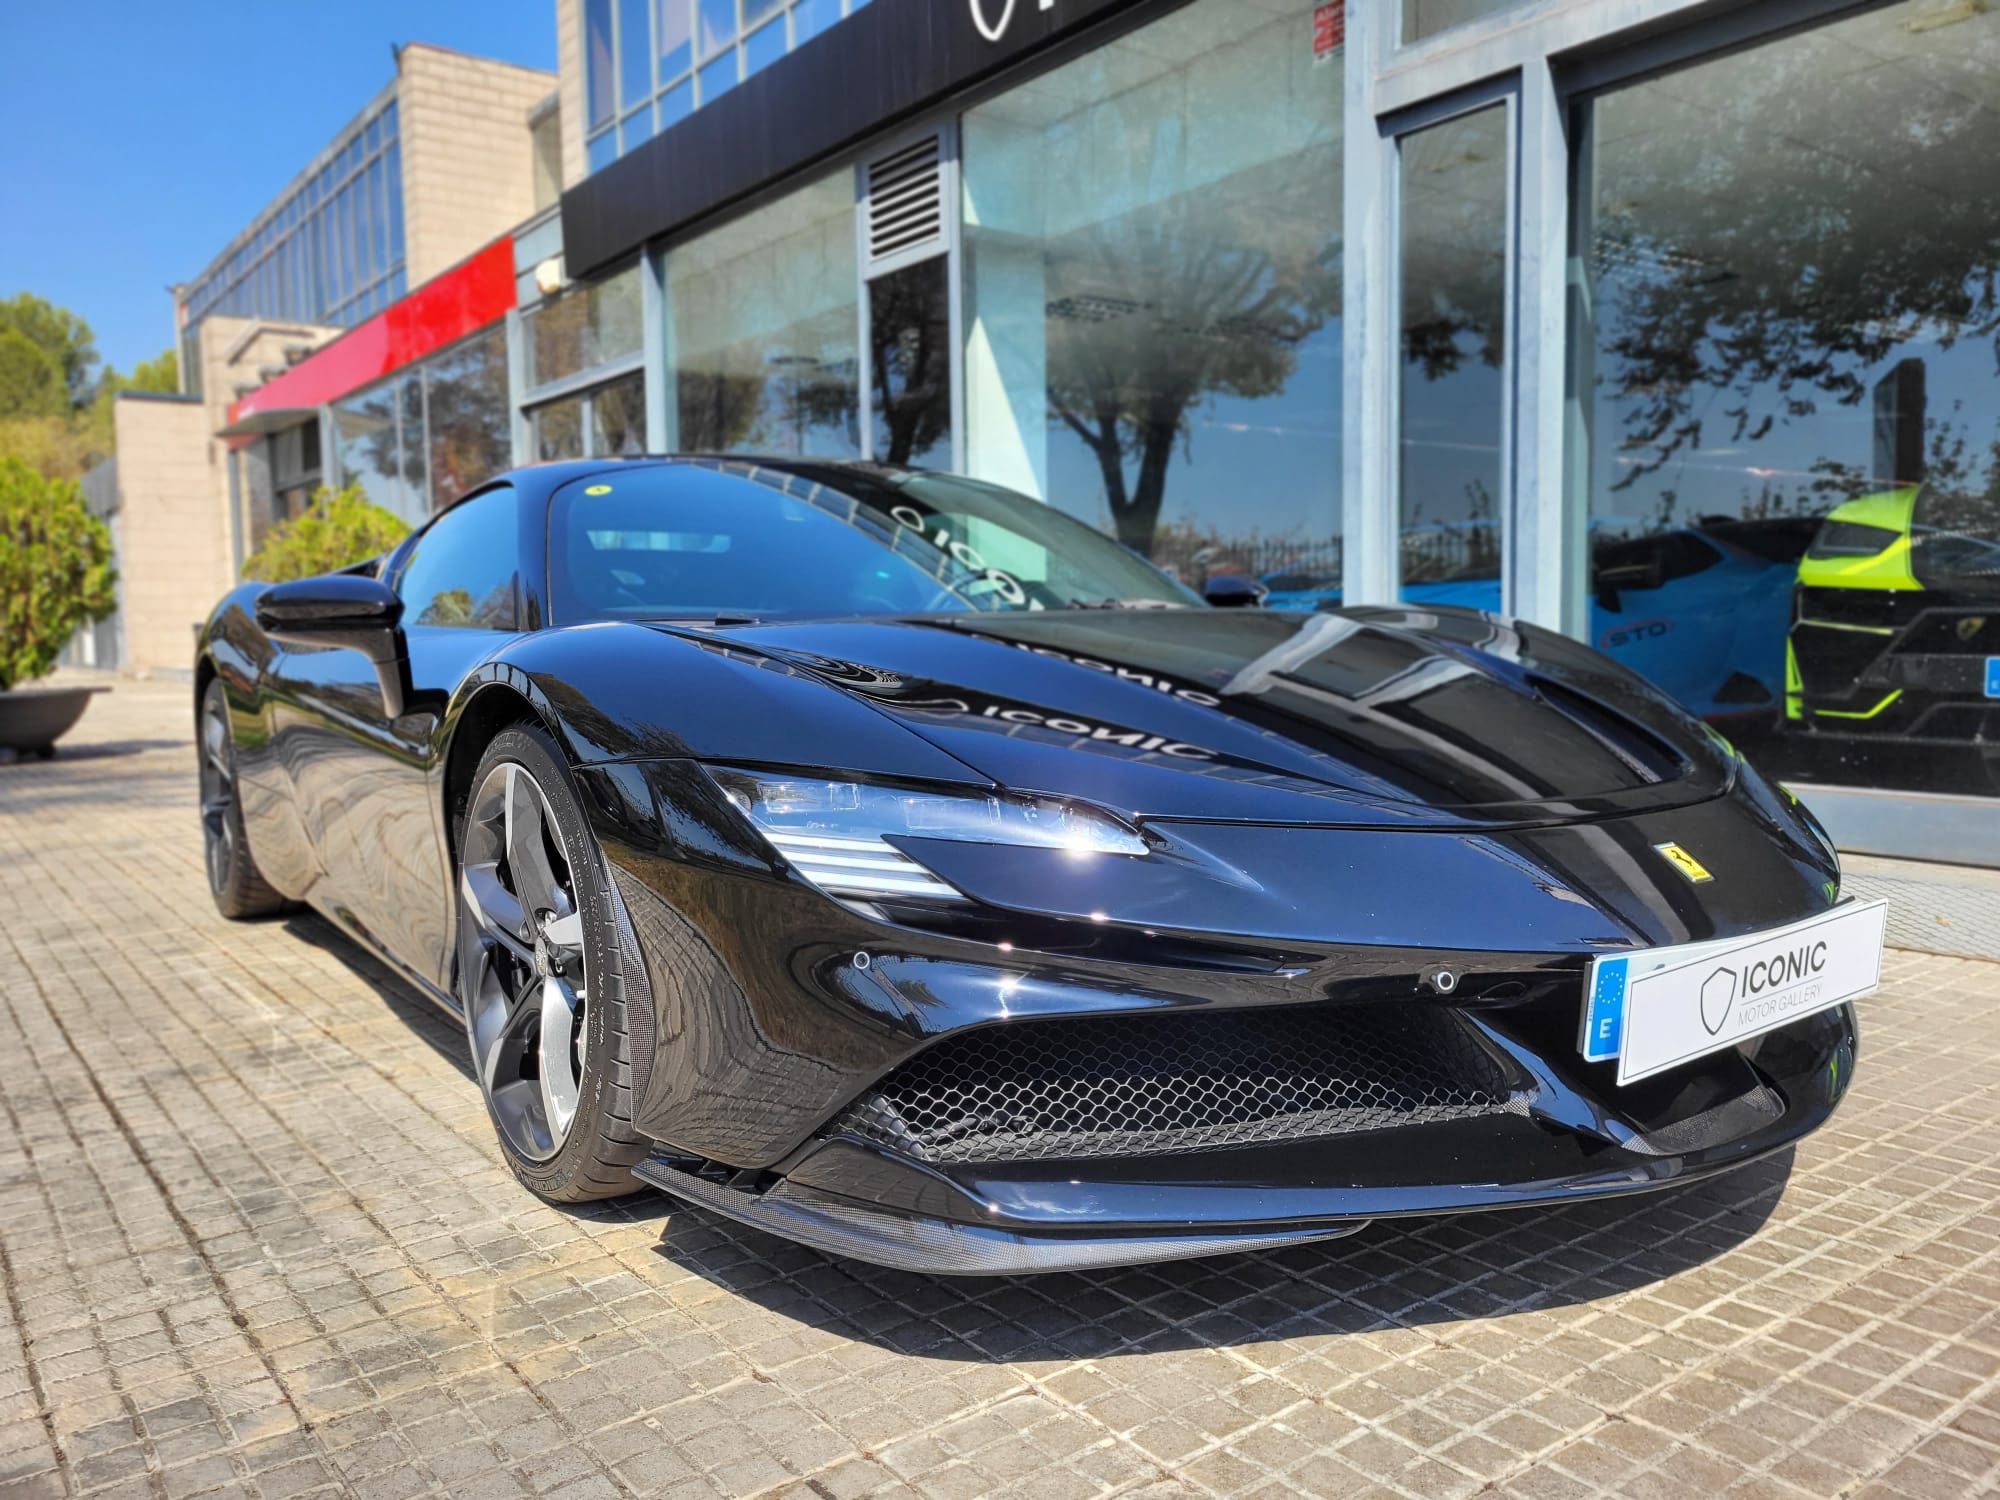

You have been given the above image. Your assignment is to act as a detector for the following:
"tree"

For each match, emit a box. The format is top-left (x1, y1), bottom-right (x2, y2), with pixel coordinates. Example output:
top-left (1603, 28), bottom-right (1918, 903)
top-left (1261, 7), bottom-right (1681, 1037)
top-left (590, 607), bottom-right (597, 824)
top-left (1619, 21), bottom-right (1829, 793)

top-left (242, 483), bottom-right (411, 583)
top-left (0, 293), bottom-right (99, 408)
top-left (0, 330), bottom-right (67, 420)
top-left (78, 347), bottom-right (181, 461)
top-left (96, 347), bottom-right (178, 403)
top-left (870, 268), bottom-right (950, 465)
top-left (0, 287), bottom-right (172, 480)
top-left (1045, 211), bottom-right (1341, 554)
top-left (0, 457), bottom-right (118, 690)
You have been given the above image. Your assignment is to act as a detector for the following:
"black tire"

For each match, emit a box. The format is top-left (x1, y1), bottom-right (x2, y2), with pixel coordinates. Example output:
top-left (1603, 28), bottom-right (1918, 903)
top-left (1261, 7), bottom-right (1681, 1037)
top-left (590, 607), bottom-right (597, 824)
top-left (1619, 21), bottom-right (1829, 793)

top-left (200, 679), bottom-right (287, 919)
top-left (455, 723), bottom-right (649, 1203)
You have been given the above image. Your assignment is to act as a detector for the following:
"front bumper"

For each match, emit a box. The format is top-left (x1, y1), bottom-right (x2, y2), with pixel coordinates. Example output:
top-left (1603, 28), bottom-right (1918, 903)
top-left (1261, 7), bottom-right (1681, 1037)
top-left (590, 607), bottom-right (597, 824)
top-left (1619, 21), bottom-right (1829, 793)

top-left (579, 759), bottom-right (1857, 1273)
top-left (635, 993), bottom-right (1855, 1274)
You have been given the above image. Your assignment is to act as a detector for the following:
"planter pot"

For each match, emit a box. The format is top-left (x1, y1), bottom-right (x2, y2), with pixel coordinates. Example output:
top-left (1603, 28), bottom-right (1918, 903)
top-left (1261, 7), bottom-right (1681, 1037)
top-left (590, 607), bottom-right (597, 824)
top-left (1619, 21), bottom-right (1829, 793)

top-left (0, 684), bottom-right (109, 759)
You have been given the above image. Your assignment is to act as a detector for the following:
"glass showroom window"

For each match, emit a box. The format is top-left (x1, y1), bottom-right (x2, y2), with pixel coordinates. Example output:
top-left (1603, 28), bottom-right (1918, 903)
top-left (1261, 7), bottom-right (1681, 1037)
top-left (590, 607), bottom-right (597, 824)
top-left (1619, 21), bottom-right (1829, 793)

top-left (425, 325), bottom-right (512, 509)
top-left (534, 396), bottom-right (586, 463)
top-left (263, 419), bottom-right (324, 551)
top-left (333, 323), bottom-right (512, 521)
top-left (583, 0), bottom-right (873, 172)
top-left (525, 264), bottom-right (643, 389)
top-left (334, 381), bottom-right (416, 523)
top-left (522, 262), bottom-right (647, 461)
top-left (665, 169), bottom-right (859, 457)
top-left (1396, 101), bottom-right (1508, 607)
top-left (1570, 1), bottom-right (2000, 800)
top-left (961, 0), bottom-right (1344, 601)
top-left (527, 375), bottom-right (648, 462)
top-left (869, 257), bottom-right (952, 470)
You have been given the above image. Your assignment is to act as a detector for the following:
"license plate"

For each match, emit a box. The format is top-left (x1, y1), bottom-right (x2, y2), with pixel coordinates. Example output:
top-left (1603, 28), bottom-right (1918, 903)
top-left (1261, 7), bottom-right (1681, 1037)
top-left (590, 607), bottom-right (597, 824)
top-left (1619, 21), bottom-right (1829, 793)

top-left (1581, 900), bottom-right (1886, 1085)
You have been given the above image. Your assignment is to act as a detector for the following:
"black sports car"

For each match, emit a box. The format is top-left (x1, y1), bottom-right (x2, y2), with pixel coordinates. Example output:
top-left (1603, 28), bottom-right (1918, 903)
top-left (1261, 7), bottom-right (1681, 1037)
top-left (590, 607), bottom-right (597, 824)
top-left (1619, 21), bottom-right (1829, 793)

top-left (196, 458), bottom-right (1877, 1274)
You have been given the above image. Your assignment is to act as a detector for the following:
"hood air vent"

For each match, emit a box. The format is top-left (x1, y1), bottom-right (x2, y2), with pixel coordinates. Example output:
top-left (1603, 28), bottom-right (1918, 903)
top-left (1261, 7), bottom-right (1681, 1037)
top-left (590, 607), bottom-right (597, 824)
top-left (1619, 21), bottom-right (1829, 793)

top-left (1534, 679), bottom-right (1686, 785)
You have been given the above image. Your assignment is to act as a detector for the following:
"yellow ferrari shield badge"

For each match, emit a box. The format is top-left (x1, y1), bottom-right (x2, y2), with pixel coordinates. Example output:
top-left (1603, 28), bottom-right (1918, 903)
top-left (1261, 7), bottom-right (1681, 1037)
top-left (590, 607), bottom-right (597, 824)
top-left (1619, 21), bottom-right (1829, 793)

top-left (1653, 842), bottom-right (1713, 884)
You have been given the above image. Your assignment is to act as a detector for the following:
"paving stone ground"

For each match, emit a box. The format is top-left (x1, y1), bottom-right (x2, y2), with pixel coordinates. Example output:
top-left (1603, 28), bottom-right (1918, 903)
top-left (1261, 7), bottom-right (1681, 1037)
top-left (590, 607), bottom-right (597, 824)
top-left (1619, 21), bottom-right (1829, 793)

top-left (3, 677), bottom-right (1999, 1500)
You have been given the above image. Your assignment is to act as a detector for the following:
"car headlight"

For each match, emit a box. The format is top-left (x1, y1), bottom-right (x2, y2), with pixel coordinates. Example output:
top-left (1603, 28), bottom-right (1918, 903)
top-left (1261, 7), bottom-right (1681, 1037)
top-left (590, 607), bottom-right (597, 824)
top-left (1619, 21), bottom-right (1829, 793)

top-left (708, 768), bottom-right (1147, 902)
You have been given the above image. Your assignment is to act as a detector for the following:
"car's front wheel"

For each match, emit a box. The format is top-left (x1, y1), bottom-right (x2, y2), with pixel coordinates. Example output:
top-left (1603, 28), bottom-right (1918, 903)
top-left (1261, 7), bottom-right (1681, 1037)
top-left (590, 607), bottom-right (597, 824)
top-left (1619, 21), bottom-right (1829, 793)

top-left (456, 724), bottom-right (649, 1202)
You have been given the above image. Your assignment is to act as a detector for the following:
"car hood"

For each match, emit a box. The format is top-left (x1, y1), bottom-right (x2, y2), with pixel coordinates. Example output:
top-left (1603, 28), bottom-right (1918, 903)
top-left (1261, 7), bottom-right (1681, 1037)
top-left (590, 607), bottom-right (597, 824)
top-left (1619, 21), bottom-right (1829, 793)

top-left (691, 606), bottom-right (1737, 829)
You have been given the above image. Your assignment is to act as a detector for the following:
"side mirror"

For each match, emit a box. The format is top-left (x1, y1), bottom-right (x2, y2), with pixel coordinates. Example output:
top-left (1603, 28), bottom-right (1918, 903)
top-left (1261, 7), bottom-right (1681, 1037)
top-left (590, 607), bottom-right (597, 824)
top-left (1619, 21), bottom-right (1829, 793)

top-left (1592, 556), bottom-right (1666, 614)
top-left (1203, 574), bottom-right (1269, 609)
top-left (256, 575), bottom-right (410, 717)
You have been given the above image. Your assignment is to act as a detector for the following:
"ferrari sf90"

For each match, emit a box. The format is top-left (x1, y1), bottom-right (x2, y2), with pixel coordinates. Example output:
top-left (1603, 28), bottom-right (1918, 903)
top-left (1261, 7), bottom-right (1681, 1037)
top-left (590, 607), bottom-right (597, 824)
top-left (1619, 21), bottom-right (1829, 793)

top-left (195, 458), bottom-right (1878, 1273)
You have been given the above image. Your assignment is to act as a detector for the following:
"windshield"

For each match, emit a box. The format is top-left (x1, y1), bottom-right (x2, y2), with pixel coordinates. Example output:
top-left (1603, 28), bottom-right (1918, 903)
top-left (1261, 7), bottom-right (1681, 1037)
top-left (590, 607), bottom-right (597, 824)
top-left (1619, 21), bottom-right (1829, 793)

top-left (550, 460), bottom-right (1200, 622)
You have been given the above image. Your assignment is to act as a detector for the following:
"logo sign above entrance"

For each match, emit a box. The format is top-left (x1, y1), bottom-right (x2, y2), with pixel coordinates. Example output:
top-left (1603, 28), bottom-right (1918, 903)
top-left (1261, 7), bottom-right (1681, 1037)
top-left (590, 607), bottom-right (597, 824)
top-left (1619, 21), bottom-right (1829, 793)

top-left (561, 0), bottom-right (1143, 280)
top-left (970, 0), bottom-right (1057, 43)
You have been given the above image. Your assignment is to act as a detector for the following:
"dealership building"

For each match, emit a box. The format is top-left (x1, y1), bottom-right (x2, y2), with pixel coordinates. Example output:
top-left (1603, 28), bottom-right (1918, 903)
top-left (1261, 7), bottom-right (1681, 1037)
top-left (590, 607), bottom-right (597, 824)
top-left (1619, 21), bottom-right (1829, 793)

top-left (98, 0), bottom-right (2000, 863)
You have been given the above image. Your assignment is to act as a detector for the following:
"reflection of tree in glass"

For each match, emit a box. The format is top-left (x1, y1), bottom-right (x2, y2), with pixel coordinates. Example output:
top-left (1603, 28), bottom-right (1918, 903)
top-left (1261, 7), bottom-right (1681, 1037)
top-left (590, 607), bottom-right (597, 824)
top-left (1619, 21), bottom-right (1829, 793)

top-left (415, 581), bottom-right (514, 629)
top-left (593, 374), bottom-right (647, 456)
top-left (680, 352), bottom-right (857, 456)
top-left (400, 376), bottom-right (426, 504)
top-left (1588, 19), bottom-right (2000, 493)
top-left (678, 370), bottom-right (766, 452)
top-left (870, 262), bottom-right (950, 465)
top-left (342, 392), bottom-right (399, 491)
top-left (1044, 207), bottom-right (1340, 555)
top-left (1805, 404), bottom-right (2000, 529)
top-left (426, 330), bottom-right (510, 508)
top-left (1402, 479), bottom-right (1500, 584)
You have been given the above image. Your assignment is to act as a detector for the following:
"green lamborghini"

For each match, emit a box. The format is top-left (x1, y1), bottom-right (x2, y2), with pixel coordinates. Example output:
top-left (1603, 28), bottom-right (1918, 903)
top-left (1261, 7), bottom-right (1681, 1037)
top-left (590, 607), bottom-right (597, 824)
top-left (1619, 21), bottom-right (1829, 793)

top-left (1785, 485), bottom-right (2000, 791)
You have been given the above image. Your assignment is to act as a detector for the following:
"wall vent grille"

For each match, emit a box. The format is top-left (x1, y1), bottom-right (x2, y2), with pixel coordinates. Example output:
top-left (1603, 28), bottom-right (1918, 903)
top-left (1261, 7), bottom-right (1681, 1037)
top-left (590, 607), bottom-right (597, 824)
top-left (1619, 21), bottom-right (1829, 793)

top-left (864, 134), bottom-right (947, 271)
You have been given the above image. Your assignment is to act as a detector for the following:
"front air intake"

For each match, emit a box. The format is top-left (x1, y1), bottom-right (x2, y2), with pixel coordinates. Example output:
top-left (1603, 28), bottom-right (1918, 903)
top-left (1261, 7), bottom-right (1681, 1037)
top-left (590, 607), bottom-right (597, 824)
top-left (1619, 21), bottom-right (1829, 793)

top-left (827, 1003), bottom-right (1526, 1164)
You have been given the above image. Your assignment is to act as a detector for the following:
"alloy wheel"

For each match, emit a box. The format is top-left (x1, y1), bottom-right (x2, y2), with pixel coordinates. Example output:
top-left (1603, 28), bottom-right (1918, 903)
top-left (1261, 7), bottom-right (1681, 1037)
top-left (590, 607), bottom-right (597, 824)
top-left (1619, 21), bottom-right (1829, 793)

top-left (459, 762), bottom-right (591, 1163)
top-left (198, 693), bottom-right (236, 893)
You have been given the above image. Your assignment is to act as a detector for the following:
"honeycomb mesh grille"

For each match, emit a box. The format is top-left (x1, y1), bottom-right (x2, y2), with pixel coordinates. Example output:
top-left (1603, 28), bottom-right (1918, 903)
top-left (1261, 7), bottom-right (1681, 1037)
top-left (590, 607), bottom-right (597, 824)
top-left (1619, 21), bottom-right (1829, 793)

top-left (828, 1004), bottom-right (1524, 1164)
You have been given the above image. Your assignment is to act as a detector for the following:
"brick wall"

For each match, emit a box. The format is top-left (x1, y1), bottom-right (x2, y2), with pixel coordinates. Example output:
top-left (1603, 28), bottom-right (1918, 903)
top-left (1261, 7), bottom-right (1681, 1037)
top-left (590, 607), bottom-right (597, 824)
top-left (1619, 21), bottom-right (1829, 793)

top-left (107, 316), bottom-right (341, 673)
top-left (399, 44), bottom-right (558, 286)
top-left (112, 397), bottom-right (220, 674)
top-left (556, 0), bottom-right (587, 199)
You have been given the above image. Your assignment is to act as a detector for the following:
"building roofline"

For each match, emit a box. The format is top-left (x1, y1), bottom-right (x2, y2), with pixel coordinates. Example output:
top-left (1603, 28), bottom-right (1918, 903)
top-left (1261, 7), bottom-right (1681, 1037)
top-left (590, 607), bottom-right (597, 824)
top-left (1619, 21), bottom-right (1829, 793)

top-left (398, 39), bottom-right (555, 75)
top-left (219, 320), bottom-right (331, 365)
top-left (177, 43), bottom-right (553, 303)
top-left (179, 75), bottom-right (400, 298)
top-left (114, 390), bottom-right (203, 406)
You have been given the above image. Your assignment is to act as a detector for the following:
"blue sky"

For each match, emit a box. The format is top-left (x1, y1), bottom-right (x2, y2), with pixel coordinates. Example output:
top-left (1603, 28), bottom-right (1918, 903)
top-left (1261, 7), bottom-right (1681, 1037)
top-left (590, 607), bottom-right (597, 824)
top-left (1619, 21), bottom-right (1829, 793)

top-left (0, 1), bottom-right (556, 380)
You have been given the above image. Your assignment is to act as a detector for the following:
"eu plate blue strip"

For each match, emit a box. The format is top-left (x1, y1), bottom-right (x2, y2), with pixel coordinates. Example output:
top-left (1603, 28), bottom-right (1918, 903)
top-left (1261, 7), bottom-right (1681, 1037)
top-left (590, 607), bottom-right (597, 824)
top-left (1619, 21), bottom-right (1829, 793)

top-left (1583, 957), bottom-right (1627, 1062)
top-left (1985, 657), bottom-right (2000, 699)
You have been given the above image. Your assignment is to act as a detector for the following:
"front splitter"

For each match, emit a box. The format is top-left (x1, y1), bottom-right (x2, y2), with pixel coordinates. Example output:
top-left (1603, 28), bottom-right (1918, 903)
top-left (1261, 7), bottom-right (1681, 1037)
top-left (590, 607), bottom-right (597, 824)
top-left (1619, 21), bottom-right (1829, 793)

top-left (634, 1157), bottom-right (1366, 1275)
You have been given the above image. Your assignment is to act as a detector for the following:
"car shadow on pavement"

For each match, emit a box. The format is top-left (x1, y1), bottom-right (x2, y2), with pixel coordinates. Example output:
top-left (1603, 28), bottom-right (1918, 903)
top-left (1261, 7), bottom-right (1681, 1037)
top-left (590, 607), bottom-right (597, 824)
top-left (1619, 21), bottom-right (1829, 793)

top-left (0, 738), bottom-right (187, 766)
top-left (281, 913), bottom-right (477, 1081)
top-left (638, 1149), bottom-right (1795, 1358)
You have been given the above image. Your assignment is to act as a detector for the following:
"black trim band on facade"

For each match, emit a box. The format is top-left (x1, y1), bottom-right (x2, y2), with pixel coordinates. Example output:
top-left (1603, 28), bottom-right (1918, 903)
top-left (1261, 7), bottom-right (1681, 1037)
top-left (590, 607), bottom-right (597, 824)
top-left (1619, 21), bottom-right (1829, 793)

top-left (559, 0), bottom-right (1165, 279)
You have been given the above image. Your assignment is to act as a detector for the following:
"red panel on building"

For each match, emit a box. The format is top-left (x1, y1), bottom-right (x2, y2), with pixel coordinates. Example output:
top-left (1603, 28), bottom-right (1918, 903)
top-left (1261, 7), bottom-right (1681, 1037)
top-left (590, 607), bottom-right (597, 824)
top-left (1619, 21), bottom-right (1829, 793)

top-left (226, 237), bottom-right (516, 431)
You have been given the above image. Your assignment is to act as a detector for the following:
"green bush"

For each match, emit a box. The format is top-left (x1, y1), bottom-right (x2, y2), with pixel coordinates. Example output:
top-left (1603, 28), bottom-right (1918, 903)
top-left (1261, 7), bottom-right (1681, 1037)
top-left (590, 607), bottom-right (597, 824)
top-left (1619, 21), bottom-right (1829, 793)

top-left (0, 456), bottom-right (117, 691)
top-left (242, 483), bottom-right (411, 583)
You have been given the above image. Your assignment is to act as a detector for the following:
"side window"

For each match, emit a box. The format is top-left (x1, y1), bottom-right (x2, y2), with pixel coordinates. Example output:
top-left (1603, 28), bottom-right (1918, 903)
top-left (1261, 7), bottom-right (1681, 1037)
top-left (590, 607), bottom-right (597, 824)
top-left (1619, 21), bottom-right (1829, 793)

top-left (394, 486), bottom-right (521, 630)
